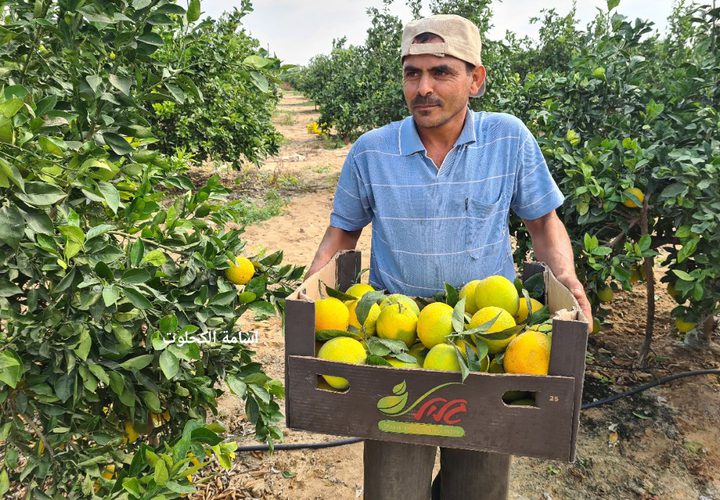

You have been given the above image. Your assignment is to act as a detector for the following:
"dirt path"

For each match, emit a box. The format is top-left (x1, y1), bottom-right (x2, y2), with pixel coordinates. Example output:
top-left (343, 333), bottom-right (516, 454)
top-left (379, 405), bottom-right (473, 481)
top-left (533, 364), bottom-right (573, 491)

top-left (195, 92), bottom-right (720, 500)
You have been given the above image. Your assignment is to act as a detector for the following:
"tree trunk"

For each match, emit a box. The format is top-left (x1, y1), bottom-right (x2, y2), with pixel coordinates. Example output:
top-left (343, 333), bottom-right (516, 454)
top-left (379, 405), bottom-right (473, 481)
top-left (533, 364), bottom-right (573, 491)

top-left (637, 195), bottom-right (655, 367)
top-left (700, 315), bottom-right (716, 346)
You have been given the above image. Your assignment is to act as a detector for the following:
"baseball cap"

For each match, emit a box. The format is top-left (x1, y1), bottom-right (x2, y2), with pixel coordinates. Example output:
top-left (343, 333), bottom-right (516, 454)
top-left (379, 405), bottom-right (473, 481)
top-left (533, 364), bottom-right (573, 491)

top-left (401, 14), bottom-right (486, 97)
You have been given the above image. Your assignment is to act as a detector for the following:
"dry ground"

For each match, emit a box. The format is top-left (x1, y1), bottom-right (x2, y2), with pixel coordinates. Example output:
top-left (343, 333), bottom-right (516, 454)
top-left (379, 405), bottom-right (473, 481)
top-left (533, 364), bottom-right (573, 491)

top-left (189, 92), bottom-right (720, 500)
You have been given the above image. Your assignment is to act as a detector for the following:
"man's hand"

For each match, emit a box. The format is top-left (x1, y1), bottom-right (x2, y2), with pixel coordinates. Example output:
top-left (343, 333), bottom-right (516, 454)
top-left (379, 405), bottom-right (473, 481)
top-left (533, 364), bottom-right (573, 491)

top-left (306, 226), bottom-right (363, 278)
top-left (523, 211), bottom-right (593, 333)
top-left (555, 273), bottom-right (593, 331)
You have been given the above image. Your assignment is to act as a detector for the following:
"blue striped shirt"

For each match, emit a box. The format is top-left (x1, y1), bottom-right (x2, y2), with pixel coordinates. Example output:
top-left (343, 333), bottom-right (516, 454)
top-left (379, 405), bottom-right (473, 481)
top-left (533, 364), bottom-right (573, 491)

top-left (330, 109), bottom-right (564, 297)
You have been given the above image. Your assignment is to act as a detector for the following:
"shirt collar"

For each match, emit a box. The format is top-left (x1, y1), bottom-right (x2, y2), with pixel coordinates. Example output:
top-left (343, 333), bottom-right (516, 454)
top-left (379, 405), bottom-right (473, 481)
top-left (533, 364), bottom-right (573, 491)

top-left (399, 108), bottom-right (477, 156)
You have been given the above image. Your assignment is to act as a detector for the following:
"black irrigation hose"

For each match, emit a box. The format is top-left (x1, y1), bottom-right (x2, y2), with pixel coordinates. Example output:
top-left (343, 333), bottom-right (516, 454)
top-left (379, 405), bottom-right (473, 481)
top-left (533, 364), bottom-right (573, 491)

top-left (235, 368), bottom-right (720, 453)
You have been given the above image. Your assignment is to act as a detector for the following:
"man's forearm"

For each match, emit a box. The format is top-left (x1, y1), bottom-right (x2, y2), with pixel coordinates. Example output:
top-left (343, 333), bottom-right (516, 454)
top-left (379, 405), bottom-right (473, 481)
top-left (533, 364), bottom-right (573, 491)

top-left (306, 226), bottom-right (363, 277)
top-left (524, 212), bottom-right (576, 281)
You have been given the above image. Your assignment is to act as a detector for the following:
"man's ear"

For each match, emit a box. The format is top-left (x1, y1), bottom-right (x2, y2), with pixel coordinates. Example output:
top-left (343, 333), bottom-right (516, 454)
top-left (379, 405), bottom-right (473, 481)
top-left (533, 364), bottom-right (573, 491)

top-left (470, 65), bottom-right (486, 95)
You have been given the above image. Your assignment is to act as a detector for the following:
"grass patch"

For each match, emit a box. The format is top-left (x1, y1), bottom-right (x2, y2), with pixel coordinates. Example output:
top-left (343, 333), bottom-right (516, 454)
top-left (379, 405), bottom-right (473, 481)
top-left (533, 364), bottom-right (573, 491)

top-left (234, 189), bottom-right (287, 225)
top-left (274, 111), bottom-right (297, 126)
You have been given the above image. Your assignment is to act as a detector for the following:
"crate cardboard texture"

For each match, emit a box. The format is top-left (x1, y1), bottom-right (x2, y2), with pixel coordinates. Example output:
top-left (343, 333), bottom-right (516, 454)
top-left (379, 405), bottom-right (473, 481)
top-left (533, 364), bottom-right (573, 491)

top-left (284, 251), bottom-right (589, 461)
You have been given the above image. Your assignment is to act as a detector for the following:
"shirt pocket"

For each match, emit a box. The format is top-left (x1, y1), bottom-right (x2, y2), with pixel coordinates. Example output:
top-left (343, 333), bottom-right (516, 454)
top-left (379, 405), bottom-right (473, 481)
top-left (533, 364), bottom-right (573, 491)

top-left (465, 192), bottom-right (507, 260)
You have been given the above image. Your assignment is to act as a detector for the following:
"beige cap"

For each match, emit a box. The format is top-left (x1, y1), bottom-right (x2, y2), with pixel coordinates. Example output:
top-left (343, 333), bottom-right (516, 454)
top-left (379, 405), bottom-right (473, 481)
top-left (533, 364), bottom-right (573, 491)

top-left (401, 14), bottom-right (485, 97)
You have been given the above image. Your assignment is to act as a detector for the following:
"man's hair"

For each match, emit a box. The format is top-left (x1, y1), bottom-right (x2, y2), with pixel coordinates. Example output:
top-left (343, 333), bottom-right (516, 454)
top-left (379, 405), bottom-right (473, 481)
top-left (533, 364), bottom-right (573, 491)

top-left (411, 31), bottom-right (476, 74)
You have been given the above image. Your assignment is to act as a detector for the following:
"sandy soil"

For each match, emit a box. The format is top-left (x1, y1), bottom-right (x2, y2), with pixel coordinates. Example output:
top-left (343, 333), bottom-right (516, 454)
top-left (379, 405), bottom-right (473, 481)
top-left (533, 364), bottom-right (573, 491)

top-left (190, 92), bottom-right (720, 500)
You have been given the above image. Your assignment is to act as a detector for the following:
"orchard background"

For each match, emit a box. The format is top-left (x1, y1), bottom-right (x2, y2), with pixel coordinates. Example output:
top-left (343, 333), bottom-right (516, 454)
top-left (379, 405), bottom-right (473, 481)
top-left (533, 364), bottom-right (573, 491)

top-left (0, 0), bottom-right (718, 498)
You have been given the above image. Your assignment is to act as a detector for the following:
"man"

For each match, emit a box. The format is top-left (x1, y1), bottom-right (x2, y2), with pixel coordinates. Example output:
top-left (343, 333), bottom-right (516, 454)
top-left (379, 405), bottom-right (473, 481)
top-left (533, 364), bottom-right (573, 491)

top-left (307, 14), bottom-right (592, 500)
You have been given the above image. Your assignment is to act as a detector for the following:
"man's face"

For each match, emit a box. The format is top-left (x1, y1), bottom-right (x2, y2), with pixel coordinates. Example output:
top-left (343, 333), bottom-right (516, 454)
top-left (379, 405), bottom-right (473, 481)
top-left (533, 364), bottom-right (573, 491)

top-left (402, 53), bottom-right (484, 130)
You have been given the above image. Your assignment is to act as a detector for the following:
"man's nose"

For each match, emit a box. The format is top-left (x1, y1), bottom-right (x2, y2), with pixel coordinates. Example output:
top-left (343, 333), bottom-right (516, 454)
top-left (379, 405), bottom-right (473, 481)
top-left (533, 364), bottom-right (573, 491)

top-left (417, 73), bottom-right (433, 96)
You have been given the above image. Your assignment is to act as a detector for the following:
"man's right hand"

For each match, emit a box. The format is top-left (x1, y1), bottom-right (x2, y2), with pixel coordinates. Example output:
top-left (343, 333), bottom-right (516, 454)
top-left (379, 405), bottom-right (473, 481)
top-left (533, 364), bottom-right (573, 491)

top-left (306, 226), bottom-right (363, 278)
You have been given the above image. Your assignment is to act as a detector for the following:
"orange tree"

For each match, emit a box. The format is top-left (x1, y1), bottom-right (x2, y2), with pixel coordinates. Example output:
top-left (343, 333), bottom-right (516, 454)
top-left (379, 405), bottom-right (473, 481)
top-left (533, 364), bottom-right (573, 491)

top-left (492, 2), bottom-right (719, 362)
top-left (0, 0), bottom-right (301, 496)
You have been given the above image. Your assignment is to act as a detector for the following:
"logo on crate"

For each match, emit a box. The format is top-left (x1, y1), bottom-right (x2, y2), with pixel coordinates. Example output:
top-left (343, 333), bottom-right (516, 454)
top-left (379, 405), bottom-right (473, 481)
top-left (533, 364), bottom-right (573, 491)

top-left (376, 380), bottom-right (467, 437)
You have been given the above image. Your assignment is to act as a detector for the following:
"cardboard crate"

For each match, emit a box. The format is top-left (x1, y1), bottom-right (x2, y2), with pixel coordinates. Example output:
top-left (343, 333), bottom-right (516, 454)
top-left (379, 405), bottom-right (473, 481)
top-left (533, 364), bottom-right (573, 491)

top-left (284, 251), bottom-right (588, 461)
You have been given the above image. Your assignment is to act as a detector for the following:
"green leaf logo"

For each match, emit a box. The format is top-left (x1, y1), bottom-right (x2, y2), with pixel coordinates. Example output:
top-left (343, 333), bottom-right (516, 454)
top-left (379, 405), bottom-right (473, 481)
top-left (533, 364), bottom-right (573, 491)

top-left (377, 380), bottom-right (408, 415)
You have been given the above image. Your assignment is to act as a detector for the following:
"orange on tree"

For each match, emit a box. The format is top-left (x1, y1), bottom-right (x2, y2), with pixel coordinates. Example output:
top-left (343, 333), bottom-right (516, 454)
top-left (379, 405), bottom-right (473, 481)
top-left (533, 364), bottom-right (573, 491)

top-left (423, 343), bottom-right (461, 372)
top-left (416, 302), bottom-right (454, 348)
top-left (468, 306), bottom-right (517, 353)
top-left (503, 329), bottom-right (552, 375)
top-left (226, 255), bottom-right (255, 285)
top-left (376, 302), bottom-right (418, 347)
top-left (315, 297), bottom-right (350, 331)
top-left (622, 187), bottom-right (645, 208)
top-left (474, 275), bottom-right (520, 316)
top-left (597, 285), bottom-right (614, 303)
top-left (675, 317), bottom-right (696, 333)
top-left (317, 337), bottom-right (367, 389)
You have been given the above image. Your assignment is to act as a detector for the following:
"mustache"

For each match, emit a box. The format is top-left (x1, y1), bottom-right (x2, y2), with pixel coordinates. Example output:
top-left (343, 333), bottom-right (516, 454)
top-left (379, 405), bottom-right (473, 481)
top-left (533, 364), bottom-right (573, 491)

top-left (412, 96), bottom-right (442, 107)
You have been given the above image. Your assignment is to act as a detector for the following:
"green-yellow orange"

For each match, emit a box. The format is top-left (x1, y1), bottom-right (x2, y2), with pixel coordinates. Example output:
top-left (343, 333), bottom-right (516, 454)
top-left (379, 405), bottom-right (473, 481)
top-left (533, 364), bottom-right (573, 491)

top-left (515, 297), bottom-right (544, 323)
top-left (408, 342), bottom-right (428, 366)
top-left (597, 286), bottom-right (614, 303)
top-left (376, 303), bottom-right (418, 347)
top-left (459, 279), bottom-right (482, 314)
top-left (317, 337), bottom-right (367, 389)
top-left (347, 300), bottom-right (381, 335)
top-left (474, 275), bottom-right (520, 316)
top-left (385, 357), bottom-right (420, 369)
top-left (417, 302), bottom-right (455, 348)
top-left (345, 283), bottom-right (375, 299)
top-left (675, 317), bottom-right (696, 333)
top-left (226, 256), bottom-right (255, 285)
top-left (469, 306), bottom-right (517, 354)
top-left (379, 294), bottom-right (420, 317)
top-left (423, 343), bottom-right (461, 372)
top-left (314, 297), bottom-right (350, 332)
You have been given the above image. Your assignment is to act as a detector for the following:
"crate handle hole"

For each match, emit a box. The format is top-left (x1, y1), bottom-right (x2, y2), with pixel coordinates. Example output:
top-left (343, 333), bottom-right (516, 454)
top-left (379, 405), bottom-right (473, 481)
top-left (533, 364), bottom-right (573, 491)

top-left (502, 391), bottom-right (537, 407)
top-left (316, 374), bottom-right (350, 394)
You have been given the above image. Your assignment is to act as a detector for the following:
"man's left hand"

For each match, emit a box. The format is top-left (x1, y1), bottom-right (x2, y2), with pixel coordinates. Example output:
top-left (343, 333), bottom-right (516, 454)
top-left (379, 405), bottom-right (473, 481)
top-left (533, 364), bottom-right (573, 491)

top-left (556, 274), bottom-right (593, 333)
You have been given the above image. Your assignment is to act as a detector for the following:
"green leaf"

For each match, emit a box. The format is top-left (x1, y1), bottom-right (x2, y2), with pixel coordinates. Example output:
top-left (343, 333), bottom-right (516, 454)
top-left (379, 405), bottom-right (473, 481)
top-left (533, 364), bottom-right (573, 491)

top-left (0, 350), bottom-right (23, 388)
top-left (672, 270), bottom-right (695, 282)
top-left (0, 279), bottom-right (22, 298)
top-left (226, 374), bottom-right (247, 397)
top-left (249, 300), bottom-right (275, 320)
top-left (160, 350), bottom-right (179, 379)
top-left (154, 459), bottom-right (169, 486)
top-left (355, 290), bottom-right (384, 326)
top-left (660, 182), bottom-right (688, 199)
top-left (607, 0), bottom-right (620, 11)
top-left (0, 98), bottom-right (23, 118)
top-left (315, 329), bottom-right (361, 341)
top-left (366, 354), bottom-right (391, 366)
top-left (130, 238), bottom-right (145, 266)
top-left (14, 181), bottom-right (66, 206)
top-left (0, 204), bottom-right (25, 248)
top-left (88, 363), bottom-right (109, 384)
top-left (452, 298), bottom-right (466, 333)
top-left (187, 0), bottom-right (201, 22)
top-left (86, 75), bottom-right (102, 94)
top-left (142, 249), bottom-right (167, 267)
top-left (103, 285), bottom-right (120, 306)
top-left (102, 132), bottom-right (134, 155)
top-left (86, 224), bottom-right (115, 240)
top-left (120, 354), bottom-right (154, 371)
top-left (122, 268), bottom-right (152, 284)
top-left (444, 283), bottom-right (459, 307)
top-left (141, 391), bottom-right (161, 413)
top-left (323, 284), bottom-right (356, 301)
top-left (249, 71), bottom-right (269, 93)
top-left (164, 83), bottom-right (185, 104)
top-left (122, 287), bottom-right (152, 309)
top-left (138, 32), bottom-right (164, 46)
top-left (0, 158), bottom-right (23, 191)
top-left (0, 469), bottom-right (8, 496)
top-left (109, 74), bottom-right (132, 96)
top-left (97, 181), bottom-right (120, 213)
top-left (74, 330), bottom-right (92, 361)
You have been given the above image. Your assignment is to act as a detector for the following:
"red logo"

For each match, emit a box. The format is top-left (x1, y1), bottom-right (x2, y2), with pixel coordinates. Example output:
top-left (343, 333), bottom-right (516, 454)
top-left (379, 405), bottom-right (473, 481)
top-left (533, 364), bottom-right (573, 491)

top-left (413, 397), bottom-right (467, 425)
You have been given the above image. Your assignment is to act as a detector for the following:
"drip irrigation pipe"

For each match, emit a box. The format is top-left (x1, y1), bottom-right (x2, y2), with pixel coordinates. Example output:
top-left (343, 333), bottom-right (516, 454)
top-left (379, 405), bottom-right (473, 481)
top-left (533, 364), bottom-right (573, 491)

top-left (234, 368), bottom-right (720, 452)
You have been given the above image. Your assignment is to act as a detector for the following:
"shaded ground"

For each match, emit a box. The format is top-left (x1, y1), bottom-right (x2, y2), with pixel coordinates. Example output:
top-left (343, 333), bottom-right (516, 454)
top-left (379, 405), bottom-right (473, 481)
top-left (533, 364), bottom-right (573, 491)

top-left (190, 92), bottom-right (720, 500)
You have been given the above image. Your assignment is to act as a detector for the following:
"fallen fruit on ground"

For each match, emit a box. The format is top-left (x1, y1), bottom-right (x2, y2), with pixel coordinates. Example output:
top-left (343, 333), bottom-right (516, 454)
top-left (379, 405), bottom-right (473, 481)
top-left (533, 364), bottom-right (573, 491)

top-left (317, 337), bottom-right (367, 389)
top-left (417, 301), bottom-right (454, 348)
top-left (423, 343), bottom-right (461, 372)
top-left (474, 275), bottom-right (520, 316)
top-left (376, 303), bottom-right (418, 347)
top-left (469, 306), bottom-right (517, 353)
top-left (225, 255), bottom-right (255, 285)
top-left (503, 329), bottom-right (552, 375)
top-left (315, 297), bottom-right (350, 331)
